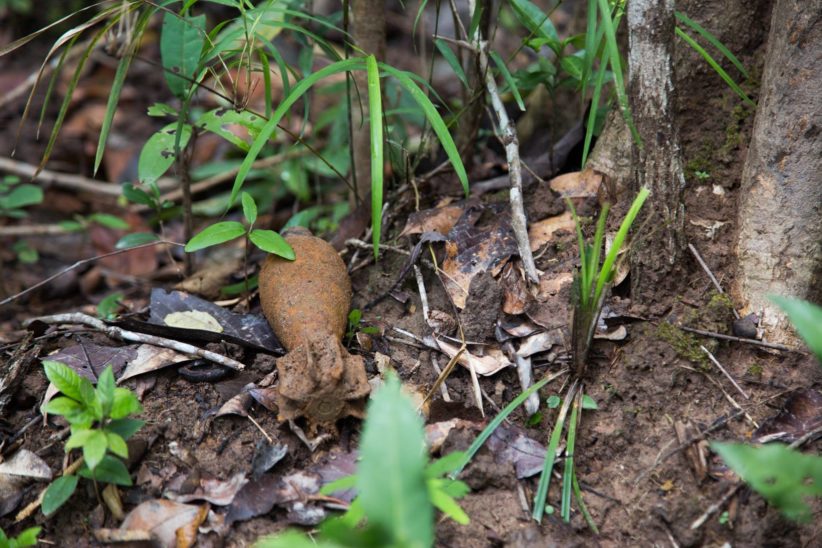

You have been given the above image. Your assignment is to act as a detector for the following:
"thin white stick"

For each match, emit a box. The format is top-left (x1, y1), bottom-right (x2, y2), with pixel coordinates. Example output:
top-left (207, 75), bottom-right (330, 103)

top-left (414, 265), bottom-right (431, 326)
top-left (430, 356), bottom-right (451, 402)
top-left (27, 313), bottom-right (246, 370)
top-left (700, 345), bottom-right (749, 399)
top-left (465, 0), bottom-right (538, 284)
top-left (688, 243), bottom-right (739, 319)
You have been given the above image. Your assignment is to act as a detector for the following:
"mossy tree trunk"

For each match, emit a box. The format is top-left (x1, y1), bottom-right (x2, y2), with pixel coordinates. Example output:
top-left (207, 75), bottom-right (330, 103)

top-left (733, 0), bottom-right (822, 344)
top-left (627, 0), bottom-right (687, 305)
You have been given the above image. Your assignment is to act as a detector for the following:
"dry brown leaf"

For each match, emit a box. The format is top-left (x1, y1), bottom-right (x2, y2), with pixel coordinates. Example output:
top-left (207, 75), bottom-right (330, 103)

top-left (120, 499), bottom-right (205, 548)
top-left (527, 211), bottom-right (576, 251)
top-left (399, 204), bottom-right (466, 237)
top-left (500, 261), bottom-right (532, 315)
top-left (548, 168), bottom-right (603, 198)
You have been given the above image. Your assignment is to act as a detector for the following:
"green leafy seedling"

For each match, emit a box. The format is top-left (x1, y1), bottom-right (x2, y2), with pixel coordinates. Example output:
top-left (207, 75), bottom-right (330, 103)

top-left (41, 361), bottom-right (143, 516)
top-left (0, 176), bottom-right (43, 218)
top-left (0, 526), bottom-right (40, 548)
top-left (185, 192), bottom-right (295, 260)
top-left (97, 292), bottom-right (125, 321)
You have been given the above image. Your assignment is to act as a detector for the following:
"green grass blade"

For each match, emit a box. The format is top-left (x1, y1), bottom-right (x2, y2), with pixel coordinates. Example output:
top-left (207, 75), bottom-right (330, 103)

top-left (231, 57), bottom-right (364, 207)
top-left (366, 55), bottom-right (384, 259)
top-left (595, 0), bottom-right (639, 145)
top-left (434, 39), bottom-right (469, 89)
top-left (36, 35), bottom-right (78, 140)
top-left (589, 203), bottom-right (610, 300)
top-left (0, 0), bottom-right (111, 57)
top-left (566, 198), bottom-right (589, 307)
top-left (581, 56), bottom-right (608, 167)
top-left (533, 380), bottom-right (577, 522)
top-left (593, 187), bottom-right (649, 305)
top-left (39, 21), bottom-right (118, 175)
top-left (560, 391), bottom-right (581, 521)
top-left (95, 6), bottom-right (152, 175)
top-left (675, 11), bottom-right (749, 78)
top-left (379, 64), bottom-right (469, 196)
top-left (412, 0), bottom-right (430, 38)
top-left (450, 371), bottom-right (567, 480)
top-left (579, 0), bottom-right (598, 99)
top-left (259, 50), bottom-right (273, 118)
top-left (572, 471), bottom-right (599, 533)
top-left (675, 27), bottom-right (755, 106)
top-left (490, 51), bottom-right (525, 111)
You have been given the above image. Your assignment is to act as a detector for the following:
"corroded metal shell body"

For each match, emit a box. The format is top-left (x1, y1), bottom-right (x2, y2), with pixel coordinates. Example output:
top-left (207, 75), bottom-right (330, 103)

top-left (259, 229), bottom-right (352, 351)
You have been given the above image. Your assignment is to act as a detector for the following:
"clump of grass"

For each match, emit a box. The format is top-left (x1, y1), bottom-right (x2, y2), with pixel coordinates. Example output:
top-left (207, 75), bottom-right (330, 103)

top-left (569, 187), bottom-right (650, 377)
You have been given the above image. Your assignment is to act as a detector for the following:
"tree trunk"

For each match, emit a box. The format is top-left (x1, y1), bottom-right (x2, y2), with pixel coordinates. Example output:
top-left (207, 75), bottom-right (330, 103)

top-left (350, 0), bottom-right (386, 204)
top-left (733, 0), bottom-right (822, 344)
top-left (627, 0), bottom-right (686, 304)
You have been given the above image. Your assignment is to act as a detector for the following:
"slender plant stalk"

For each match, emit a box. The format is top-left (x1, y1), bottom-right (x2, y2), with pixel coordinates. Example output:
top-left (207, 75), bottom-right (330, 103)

top-left (450, 370), bottom-right (568, 480)
top-left (533, 380), bottom-right (578, 521)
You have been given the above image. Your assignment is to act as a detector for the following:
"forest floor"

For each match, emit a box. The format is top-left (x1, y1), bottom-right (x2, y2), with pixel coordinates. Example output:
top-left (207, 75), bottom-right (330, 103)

top-left (1, 4), bottom-right (821, 548)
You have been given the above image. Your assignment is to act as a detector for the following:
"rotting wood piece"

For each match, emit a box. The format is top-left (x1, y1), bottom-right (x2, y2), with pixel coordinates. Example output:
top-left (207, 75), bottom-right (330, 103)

top-left (259, 228), bottom-right (370, 431)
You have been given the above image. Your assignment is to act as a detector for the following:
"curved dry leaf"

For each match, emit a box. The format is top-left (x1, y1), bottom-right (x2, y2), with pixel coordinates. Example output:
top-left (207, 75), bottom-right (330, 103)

top-left (216, 391), bottom-right (253, 417)
top-left (399, 204), bottom-right (466, 237)
top-left (118, 344), bottom-right (189, 383)
top-left (548, 168), bottom-right (602, 198)
top-left (165, 472), bottom-right (247, 506)
top-left (435, 338), bottom-right (512, 376)
top-left (0, 449), bottom-right (52, 481)
top-left (120, 499), bottom-right (205, 548)
top-left (517, 329), bottom-right (565, 358)
top-left (528, 211), bottom-right (576, 252)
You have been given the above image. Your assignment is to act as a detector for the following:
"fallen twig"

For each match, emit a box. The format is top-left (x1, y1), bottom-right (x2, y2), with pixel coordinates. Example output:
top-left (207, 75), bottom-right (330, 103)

top-left (678, 325), bottom-right (794, 352)
top-left (700, 345), bottom-right (749, 400)
top-left (688, 243), bottom-right (740, 319)
top-left (0, 156), bottom-right (172, 199)
top-left (26, 313), bottom-right (245, 370)
top-left (463, 0), bottom-right (538, 284)
top-left (0, 240), bottom-right (181, 307)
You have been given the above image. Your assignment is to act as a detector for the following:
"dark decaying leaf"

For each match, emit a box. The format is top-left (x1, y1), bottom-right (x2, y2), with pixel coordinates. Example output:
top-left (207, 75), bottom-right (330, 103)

top-left (426, 420), bottom-right (547, 479)
top-left (46, 342), bottom-right (135, 382)
top-left (485, 423), bottom-right (548, 479)
top-left (753, 389), bottom-right (822, 444)
top-left (251, 440), bottom-right (289, 479)
top-left (500, 260), bottom-right (533, 315)
top-left (138, 289), bottom-right (283, 354)
top-left (442, 204), bottom-right (518, 309)
top-left (224, 470), bottom-right (326, 529)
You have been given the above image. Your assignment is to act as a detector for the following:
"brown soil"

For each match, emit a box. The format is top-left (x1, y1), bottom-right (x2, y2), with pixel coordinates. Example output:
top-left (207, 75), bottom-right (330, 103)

top-left (2, 1), bottom-right (821, 547)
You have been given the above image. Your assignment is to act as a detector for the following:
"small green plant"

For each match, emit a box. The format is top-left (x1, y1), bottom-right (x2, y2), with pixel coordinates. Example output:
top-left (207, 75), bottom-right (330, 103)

top-left (569, 187), bottom-right (649, 376)
top-left (96, 291), bottom-right (125, 321)
top-left (0, 176), bottom-right (42, 218)
top-left (185, 191), bottom-right (294, 260)
top-left (712, 297), bottom-right (822, 521)
top-left (345, 309), bottom-right (380, 345)
top-left (0, 526), bottom-right (40, 548)
top-left (718, 510), bottom-right (729, 525)
top-left (256, 373), bottom-right (469, 547)
top-left (40, 361), bottom-right (143, 516)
